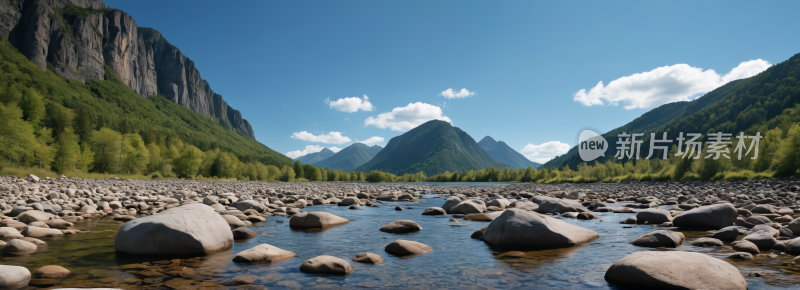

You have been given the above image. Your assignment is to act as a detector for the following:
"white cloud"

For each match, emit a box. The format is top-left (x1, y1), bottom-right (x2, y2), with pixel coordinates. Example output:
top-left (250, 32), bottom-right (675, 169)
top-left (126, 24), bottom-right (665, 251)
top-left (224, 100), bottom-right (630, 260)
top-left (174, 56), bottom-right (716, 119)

top-left (286, 145), bottom-right (325, 159)
top-left (364, 102), bottom-right (452, 131)
top-left (573, 59), bottom-right (771, 110)
top-left (329, 146), bottom-right (343, 153)
top-left (290, 131), bottom-right (352, 144)
top-left (439, 88), bottom-right (475, 99)
top-left (326, 95), bottom-right (375, 113)
top-left (357, 136), bottom-right (385, 146)
top-left (521, 141), bottom-right (571, 164)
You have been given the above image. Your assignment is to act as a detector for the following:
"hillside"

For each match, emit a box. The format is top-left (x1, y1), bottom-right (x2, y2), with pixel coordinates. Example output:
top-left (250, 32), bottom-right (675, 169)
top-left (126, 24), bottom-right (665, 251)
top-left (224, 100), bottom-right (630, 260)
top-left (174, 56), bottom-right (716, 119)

top-left (543, 53), bottom-right (800, 170)
top-left (356, 120), bottom-right (509, 175)
top-left (0, 0), bottom-right (255, 139)
top-left (0, 37), bottom-right (292, 169)
top-left (478, 136), bottom-right (542, 169)
top-left (314, 143), bottom-right (382, 172)
top-left (294, 148), bottom-right (335, 164)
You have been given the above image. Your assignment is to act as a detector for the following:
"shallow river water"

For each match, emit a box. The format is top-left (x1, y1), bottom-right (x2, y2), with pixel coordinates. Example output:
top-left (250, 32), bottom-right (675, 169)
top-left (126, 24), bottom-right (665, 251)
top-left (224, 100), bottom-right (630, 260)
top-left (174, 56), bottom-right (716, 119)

top-left (2, 196), bottom-right (800, 289)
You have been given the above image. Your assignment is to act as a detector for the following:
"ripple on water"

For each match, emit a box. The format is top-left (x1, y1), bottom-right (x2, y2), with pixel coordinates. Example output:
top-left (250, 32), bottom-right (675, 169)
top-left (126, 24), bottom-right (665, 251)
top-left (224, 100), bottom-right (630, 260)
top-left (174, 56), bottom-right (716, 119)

top-left (1, 198), bottom-right (797, 289)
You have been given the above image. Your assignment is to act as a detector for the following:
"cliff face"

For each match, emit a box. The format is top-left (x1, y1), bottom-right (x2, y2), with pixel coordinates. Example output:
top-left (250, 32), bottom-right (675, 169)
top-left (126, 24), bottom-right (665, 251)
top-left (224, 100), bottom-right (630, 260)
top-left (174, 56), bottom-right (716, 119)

top-left (0, 0), bottom-right (256, 140)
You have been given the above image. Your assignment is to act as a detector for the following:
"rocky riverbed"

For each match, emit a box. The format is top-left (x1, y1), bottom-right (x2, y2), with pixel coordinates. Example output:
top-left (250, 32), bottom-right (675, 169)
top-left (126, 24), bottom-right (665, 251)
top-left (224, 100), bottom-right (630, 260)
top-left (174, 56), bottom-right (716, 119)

top-left (1, 175), bottom-right (800, 289)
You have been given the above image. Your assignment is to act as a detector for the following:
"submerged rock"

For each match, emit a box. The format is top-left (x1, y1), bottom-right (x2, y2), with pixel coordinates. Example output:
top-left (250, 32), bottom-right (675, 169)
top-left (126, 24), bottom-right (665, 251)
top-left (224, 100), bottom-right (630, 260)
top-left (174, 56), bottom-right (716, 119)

top-left (299, 255), bottom-right (353, 274)
top-left (33, 265), bottom-right (70, 279)
top-left (482, 209), bottom-right (599, 247)
top-left (233, 244), bottom-right (296, 263)
top-left (114, 203), bottom-right (233, 255)
top-left (605, 251), bottom-right (747, 290)
top-left (351, 253), bottom-right (384, 264)
top-left (385, 240), bottom-right (433, 256)
top-left (379, 220), bottom-right (422, 233)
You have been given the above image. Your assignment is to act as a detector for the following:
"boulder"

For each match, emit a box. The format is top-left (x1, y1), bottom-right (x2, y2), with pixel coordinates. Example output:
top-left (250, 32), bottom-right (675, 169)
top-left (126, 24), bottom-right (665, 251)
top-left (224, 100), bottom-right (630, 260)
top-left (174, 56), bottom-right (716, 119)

top-left (785, 237), bottom-right (800, 255)
top-left (233, 244), bottom-right (296, 263)
top-left (449, 200), bottom-right (486, 214)
top-left (672, 203), bottom-right (737, 229)
top-left (232, 227), bottom-right (258, 239)
top-left (533, 197), bottom-right (586, 214)
top-left (289, 212), bottom-right (349, 229)
top-left (114, 203), bottom-right (233, 255)
top-left (17, 210), bottom-right (53, 224)
top-left (732, 240), bottom-right (760, 255)
top-left (631, 230), bottom-right (684, 248)
top-left (299, 255), bottom-right (353, 275)
top-left (605, 251), bottom-right (747, 290)
top-left (471, 226), bottom-right (487, 239)
top-left (222, 215), bottom-right (246, 228)
top-left (482, 209), bottom-right (599, 247)
top-left (338, 197), bottom-right (360, 206)
top-left (0, 227), bottom-right (24, 240)
top-left (385, 240), bottom-right (433, 256)
top-left (711, 226), bottom-right (741, 241)
top-left (351, 253), bottom-right (384, 264)
top-left (465, 211), bottom-right (504, 222)
top-left (421, 207), bottom-right (447, 216)
top-left (2, 239), bottom-right (37, 254)
top-left (690, 237), bottom-right (724, 247)
top-left (788, 217), bottom-right (800, 234)
top-left (379, 220), bottom-right (422, 233)
top-left (0, 265), bottom-right (30, 289)
top-left (635, 209), bottom-right (672, 224)
top-left (33, 265), bottom-right (70, 279)
top-left (727, 252), bottom-right (754, 260)
top-left (743, 231), bottom-right (777, 250)
top-left (21, 226), bottom-right (63, 238)
top-left (442, 197), bottom-right (462, 213)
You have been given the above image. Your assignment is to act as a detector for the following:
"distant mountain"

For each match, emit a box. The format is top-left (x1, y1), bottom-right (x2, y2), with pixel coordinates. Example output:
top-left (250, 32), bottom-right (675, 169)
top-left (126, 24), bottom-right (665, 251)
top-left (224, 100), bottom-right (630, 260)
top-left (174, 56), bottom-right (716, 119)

top-left (356, 120), bottom-right (509, 176)
top-left (478, 136), bottom-right (542, 169)
top-left (544, 52), bottom-right (800, 169)
top-left (315, 143), bottom-right (382, 172)
top-left (294, 148), bottom-right (335, 164)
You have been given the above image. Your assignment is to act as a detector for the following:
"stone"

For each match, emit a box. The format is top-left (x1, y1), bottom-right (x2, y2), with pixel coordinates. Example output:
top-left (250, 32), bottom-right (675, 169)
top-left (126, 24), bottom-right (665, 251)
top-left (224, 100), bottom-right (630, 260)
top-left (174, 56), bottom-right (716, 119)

top-left (2, 239), bottom-right (37, 254)
top-left (0, 227), bottom-right (24, 240)
top-left (385, 240), bottom-right (433, 256)
top-left (533, 197), bottom-right (586, 214)
top-left (351, 253), bottom-right (384, 264)
top-left (748, 224), bottom-right (779, 237)
top-left (232, 227), bottom-right (258, 239)
top-left (22, 226), bottom-right (63, 238)
top-left (349, 204), bottom-right (361, 210)
top-left (788, 218), bottom-right (800, 234)
top-left (727, 252), bottom-right (754, 260)
top-left (743, 231), bottom-right (777, 250)
top-left (289, 212), bottom-right (349, 229)
top-left (631, 230), bottom-right (684, 248)
top-left (471, 226), bottom-right (487, 239)
top-left (449, 200), bottom-right (486, 214)
top-left (115, 203), bottom-right (233, 255)
top-left (482, 209), bottom-right (599, 247)
top-left (690, 237), bottom-right (724, 247)
top-left (17, 210), bottom-right (54, 223)
top-left (711, 226), bottom-right (741, 241)
top-left (672, 203), bottom-right (737, 229)
top-left (220, 275), bottom-right (259, 286)
top-left (379, 220), bottom-right (422, 233)
top-left (605, 251), bottom-right (747, 290)
top-left (299, 255), bottom-right (354, 275)
top-left (33, 265), bottom-right (70, 279)
top-left (43, 219), bottom-right (73, 229)
top-left (0, 265), bottom-right (31, 289)
top-left (621, 217), bottom-right (637, 224)
top-left (338, 197), bottom-right (360, 206)
top-left (732, 240), bottom-right (760, 255)
top-left (464, 212), bottom-right (504, 222)
top-left (232, 244), bottom-right (296, 263)
top-left (421, 207), bottom-right (447, 215)
top-left (222, 215), bottom-right (246, 228)
top-left (442, 197), bottom-right (462, 213)
top-left (635, 209), bottom-right (672, 224)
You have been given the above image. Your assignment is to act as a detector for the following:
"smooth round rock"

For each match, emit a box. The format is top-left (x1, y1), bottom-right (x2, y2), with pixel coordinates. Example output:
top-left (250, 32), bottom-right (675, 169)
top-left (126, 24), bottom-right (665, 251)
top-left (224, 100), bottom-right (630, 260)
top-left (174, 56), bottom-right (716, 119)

top-left (232, 227), bottom-right (258, 239)
top-left (289, 212), bottom-right (349, 229)
top-left (690, 237), bottom-right (724, 247)
top-left (421, 207), bottom-right (447, 215)
top-left (385, 240), bottom-right (433, 256)
top-left (631, 230), bottom-right (684, 248)
top-left (379, 220), bottom-right (422, 233)
top-left (351, 253), bottom-right (384, 264)
top-left (233, 244), bottom-right (296, 263)
top-left (482, 209), bottom-right (599, 247)
top-left (732, 240), bottom-right (760, 255)
top-left (2, 239), bottom-right (37, 254)
top-left (672, 203), bottom-right (738, 229)
top-left (33, 265), bottom-right (70, 279)
top-left (299, 255), bottom-right (353, 274)
top-left (605, 251), bottom-right (747, 290)
top-left (0, 265), bottom-right (31, 289)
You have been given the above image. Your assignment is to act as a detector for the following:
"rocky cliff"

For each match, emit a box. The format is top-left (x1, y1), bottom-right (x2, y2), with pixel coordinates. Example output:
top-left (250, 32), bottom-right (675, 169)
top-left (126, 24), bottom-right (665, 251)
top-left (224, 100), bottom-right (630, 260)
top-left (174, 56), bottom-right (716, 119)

top-left (0, 0), bottom-right (255, 139)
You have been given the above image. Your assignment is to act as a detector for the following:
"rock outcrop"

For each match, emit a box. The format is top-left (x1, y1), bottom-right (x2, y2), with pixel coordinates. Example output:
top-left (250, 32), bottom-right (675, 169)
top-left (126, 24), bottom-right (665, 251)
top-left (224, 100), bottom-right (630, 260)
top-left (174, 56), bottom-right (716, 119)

top-left (1, 0), bottom-right (255, 139)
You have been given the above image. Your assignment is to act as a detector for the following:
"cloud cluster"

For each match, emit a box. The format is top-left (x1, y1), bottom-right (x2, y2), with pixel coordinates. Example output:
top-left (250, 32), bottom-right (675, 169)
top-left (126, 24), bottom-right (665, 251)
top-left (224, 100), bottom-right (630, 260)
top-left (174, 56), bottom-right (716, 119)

top-left (290, 131), bottom-right (352, 144)
top-left (439, 88), bottom-right (475, 99)
top-left (573, 59), bottom-right (771, 109)
top-left (364, 102), bottom-right (451, 131)
top-left (521, 141), bottom-right (571, 164)
top-left (285, 145), bottom-right (325, 159)
top-left (329, 146), bottom-right (343, 153)
top-left (357, 136), bottom-right (385, 146)
top-left (326, 95), bottom-right (375, 113)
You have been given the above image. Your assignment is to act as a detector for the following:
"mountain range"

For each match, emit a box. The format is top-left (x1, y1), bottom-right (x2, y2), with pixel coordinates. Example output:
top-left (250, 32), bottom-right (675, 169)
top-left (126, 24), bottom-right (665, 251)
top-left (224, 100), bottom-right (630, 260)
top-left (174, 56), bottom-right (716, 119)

top-left (543, 52), bottom-right (800, 169)
top-left (0, 0), bottom-right (255, 139)
top-left (478, 136), bottom-right (542, 169)
top-left (314, 143), bottom-right (383, 172)
top-left (294, 148), bottom-right (335, 164)
top-left (356, 120), bottom-right (509, 176)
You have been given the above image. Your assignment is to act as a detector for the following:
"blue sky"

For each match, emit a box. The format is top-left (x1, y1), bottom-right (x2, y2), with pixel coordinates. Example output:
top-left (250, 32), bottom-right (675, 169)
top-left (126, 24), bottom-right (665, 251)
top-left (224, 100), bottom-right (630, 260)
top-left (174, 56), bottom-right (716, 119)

top-left (105, 0), bottom-right (800, 163)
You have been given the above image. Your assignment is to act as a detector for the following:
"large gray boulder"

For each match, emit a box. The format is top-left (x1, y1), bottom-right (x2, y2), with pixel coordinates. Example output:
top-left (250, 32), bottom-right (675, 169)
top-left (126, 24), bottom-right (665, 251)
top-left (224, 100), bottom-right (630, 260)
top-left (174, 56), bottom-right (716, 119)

top-left (0, 265), bottom-right (30, 289)
top-left (0, 227), bottom-right (24, 240)
top-left (631, 230), bottom-right (684, 248)
top-left (672, 203), bottom-right (737, 229)
top-left (785, 237), bottom-right (800, 255)
top-left (2, 239), bottom-right (37, 254)
top-left (115, 203), bottom-right (233, 255)
top-left (442, 197), bottom-right (462, 213)
top-left (605, 251), bottom-right (747, 290)
top-left (17, 210), bottom-right (53, 223)
top-left (449, 200), bottom-right (486, 214)
top-left (635, 209), bottom-right (672, 224)
top-left (482, 209), bottom-right (599, 247)
top-left (289, 212), bottom-right (349, 229)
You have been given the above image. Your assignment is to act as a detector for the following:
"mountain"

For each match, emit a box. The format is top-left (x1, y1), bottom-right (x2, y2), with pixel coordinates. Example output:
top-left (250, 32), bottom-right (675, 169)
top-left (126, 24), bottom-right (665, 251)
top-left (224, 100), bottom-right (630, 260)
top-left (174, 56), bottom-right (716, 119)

top-left (294, 148), bottom-right (335, 164)
top-left (314, 143), bottom-right (382, 172)
top-left (356, 120), bottom-right (509, 176)
top-left (543, 52), bottom-right (800, 169)
top-left (478, 136), bottom-right (542, 169)
top-left (0, 0), bottom-right (255, 139)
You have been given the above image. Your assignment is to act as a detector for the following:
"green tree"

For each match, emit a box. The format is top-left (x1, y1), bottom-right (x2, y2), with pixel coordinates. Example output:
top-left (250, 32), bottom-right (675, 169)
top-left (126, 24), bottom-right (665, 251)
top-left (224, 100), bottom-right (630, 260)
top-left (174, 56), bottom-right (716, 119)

top-left (174, 145), bottom-right (203, 178)
top-left (120, 133), bottom-right (150, 174)
top-left (0, 103), bottom-right (36, 165)
top-left (44, 102), bottom-right (74, 137)
top-left (90, 127), bottom-right (121, 173)
top-left (73, 104), bottom-right (96, 144)
top-left (52, 128), bottom-right (81, 174)
top-left (774, 124), bottom-right (800, 177)
top-left (19, 88), bottom-right (45, 125)
top-left (752, 128), bottom-right (783, 172)
top-left (294, 161), bottom-right (305, 179)
top-left (280, 165), bottom-right (296, 182)
top-left (32, 127), bottom-right (55, 168)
